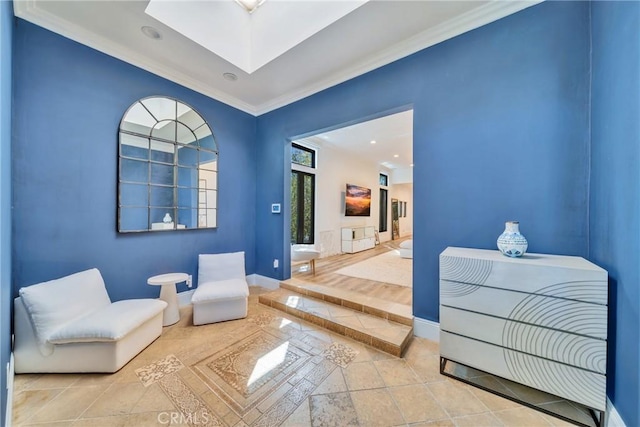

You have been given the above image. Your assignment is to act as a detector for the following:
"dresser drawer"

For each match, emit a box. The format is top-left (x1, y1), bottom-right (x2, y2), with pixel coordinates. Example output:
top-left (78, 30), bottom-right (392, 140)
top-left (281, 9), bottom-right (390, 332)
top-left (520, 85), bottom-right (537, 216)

top-left (440, 306), bottom-right (606, 374)
top-left (440, 280), bottom-right (607, 340)
top-left (440, 250), bottom-right (607, 305)
top-left (440, 331), bottom-right (606, 411)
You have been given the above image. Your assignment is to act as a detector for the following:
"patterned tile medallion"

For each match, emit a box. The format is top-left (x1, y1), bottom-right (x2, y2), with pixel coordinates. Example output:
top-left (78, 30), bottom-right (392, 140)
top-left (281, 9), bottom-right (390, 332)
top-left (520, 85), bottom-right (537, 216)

top-left (322, 343), bottom-right (359, 368)
top-left (253, 379), bottom-right (322, 427)
top-left (158, 373), bottom-right (224, 427)
top-left (247, 313), bottom-right (276, 328)
top-left (192, 330), bottom-right (314, 416)
top-left (135, 354), bottom-right (184, 387)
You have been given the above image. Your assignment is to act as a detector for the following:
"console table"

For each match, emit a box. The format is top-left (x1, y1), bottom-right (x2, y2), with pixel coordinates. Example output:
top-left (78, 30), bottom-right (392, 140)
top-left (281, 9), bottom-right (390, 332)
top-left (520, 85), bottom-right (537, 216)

top-left (439, 247), bottom-right (608, 426)
top-left (341, 226), bottom-right (375, 253)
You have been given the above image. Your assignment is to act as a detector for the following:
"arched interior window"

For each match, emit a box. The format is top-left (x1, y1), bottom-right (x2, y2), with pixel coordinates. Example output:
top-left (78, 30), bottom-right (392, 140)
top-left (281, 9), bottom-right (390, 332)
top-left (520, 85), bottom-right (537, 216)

top-left (118, 96), bottom-right (218, 232)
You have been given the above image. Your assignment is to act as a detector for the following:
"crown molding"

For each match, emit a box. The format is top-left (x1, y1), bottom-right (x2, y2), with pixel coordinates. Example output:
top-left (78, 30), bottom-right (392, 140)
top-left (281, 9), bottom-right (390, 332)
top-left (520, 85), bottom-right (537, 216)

top-left (14, 0), bottom-right (542, 117)
top-left (254, 0), bottom-right (543, 115)
top-left (13, 0), bottom-right (258, 115)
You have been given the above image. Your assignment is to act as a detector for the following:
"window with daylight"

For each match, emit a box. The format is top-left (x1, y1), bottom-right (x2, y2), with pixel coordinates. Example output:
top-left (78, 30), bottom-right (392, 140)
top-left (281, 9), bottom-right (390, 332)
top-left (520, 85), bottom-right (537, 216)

top-left (291, 170), bottom-right (315, 244)
top-left (291, 143), bottom-right (316, 168)
top-left (379, 173), bottom-right (389, 232)
top-left (379, 189), bottom-right (388, 233)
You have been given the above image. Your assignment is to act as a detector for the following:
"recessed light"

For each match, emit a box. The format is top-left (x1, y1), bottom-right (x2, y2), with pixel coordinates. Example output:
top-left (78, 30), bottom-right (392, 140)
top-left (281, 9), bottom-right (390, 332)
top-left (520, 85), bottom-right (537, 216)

top-left (393, 154), bottom-right (399, 158)
top-left (223, 72), bottom-right (238, 82)
top-left (370, 140), bottom-right (376, 144)
top-left (410, 164), bottom-right (414, 167)
top-left (141, 26), bottom-right (162, 40)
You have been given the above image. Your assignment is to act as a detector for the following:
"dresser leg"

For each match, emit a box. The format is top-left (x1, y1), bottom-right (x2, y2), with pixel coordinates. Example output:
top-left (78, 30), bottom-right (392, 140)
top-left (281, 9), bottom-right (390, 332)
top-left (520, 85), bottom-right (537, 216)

top-left (439, 357), bottom-right (447, 374)
top-left (589, 409), bottom-right (606, 427)
top-left (440, 358), bottom-right (599, 427)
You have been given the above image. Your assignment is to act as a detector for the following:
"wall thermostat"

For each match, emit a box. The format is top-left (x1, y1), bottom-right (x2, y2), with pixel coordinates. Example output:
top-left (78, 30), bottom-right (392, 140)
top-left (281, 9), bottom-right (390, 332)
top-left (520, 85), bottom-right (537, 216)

top-left (271, 203), bottom-right (281, 214)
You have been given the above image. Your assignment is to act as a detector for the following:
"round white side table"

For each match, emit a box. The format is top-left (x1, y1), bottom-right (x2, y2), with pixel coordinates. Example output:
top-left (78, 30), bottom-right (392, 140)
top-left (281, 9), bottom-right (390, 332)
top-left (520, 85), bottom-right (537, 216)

top-left (147, 272), bottom-right (188, 326)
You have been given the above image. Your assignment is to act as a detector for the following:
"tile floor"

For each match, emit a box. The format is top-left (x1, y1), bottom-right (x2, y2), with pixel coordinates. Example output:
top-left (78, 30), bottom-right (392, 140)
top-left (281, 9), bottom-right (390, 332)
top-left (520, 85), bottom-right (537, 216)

top-left (12, 287), bottom-right (590, 427)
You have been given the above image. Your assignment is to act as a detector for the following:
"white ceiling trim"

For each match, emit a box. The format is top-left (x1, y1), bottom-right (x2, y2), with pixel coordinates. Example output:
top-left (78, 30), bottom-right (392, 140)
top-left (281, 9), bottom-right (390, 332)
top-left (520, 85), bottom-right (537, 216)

top-left (13, 0), bottom-right (257, 114)
top-left (253, 0), bottom-right (542, 115)
top-left (14, 0), bottom-right (542, 117)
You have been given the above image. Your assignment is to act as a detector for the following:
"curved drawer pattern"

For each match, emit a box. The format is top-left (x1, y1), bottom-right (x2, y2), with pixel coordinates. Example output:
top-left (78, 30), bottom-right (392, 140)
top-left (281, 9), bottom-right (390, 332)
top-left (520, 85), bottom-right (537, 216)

top-left (441, 331), bottom-right (606, 411)
top-left (439, 247), bottom-right (608, 412)
top-left (440, 250), bottom-right (607, 304)
top-left (440, 281), bottom-right (607, 339)
top-left (440, 306), bottom-right (606, 374)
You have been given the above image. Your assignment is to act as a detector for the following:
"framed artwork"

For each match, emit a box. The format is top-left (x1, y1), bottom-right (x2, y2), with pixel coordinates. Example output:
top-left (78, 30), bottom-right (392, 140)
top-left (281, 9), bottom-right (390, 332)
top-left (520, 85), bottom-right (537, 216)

top-left (345, 183), bottom-right (372, 216)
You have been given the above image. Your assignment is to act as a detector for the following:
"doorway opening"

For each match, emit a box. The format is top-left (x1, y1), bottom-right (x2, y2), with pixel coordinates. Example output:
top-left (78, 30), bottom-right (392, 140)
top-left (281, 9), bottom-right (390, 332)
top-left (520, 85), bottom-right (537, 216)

top-left (287, 109), bottom-right (414, 307)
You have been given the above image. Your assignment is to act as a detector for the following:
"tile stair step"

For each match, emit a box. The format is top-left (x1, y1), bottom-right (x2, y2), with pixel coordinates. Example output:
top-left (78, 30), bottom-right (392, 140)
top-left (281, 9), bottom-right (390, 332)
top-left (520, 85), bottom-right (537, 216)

top-left (279, 278), bottom-right (413, 326)
top-left (259, 288), bottom-right (413, 357)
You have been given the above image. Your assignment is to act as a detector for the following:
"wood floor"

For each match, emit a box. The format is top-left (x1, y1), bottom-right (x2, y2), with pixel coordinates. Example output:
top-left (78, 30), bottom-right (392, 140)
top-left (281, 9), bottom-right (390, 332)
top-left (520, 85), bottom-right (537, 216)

top-left (290, 237), bottom-right (412, 306)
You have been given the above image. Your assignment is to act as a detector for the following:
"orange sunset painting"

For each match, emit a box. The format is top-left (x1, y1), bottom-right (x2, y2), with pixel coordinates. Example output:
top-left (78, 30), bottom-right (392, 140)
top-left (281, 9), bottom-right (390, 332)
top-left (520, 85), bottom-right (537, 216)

top-left (345, 184), bottom-right (371, 216)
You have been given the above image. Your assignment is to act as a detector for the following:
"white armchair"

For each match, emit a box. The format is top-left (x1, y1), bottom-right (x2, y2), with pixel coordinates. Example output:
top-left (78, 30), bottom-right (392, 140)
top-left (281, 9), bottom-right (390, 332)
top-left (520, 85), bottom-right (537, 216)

top-left (291, 244), bottom-right (321, 275)
top-left (13, 268), bottom-right (167, 373)
top-left (191, 251), bottom-right (249, 325)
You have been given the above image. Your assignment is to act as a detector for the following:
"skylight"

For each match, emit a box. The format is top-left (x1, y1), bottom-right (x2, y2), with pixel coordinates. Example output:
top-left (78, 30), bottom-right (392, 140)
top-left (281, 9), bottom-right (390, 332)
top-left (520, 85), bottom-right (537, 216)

top-left (145, 0), bottom-right (369, 74)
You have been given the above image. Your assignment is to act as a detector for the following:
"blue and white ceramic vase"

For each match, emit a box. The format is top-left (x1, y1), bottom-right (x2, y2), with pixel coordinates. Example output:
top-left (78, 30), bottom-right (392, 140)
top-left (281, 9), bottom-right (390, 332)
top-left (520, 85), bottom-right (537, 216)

top-left (497, 221), bottom-right (528, 257)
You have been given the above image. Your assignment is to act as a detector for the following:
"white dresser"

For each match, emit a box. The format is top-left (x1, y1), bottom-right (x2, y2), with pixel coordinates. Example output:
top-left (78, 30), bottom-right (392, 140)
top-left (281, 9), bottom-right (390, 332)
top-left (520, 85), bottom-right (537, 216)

top-left (439, 247), bottom-right (608, 414)
top-left (341, 226), bottom-right (375, 253)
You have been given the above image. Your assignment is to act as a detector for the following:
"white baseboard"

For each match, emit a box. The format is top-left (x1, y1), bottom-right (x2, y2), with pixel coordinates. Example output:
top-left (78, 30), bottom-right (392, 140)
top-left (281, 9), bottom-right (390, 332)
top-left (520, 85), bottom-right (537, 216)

top-left (5, 352), bottom-right (14, 427)
top-left (606, 397), bottom-right (626, 427)
top-left (247, 274), bottom-right (280, 290)
top-left (413, 316), bottom-right (440, 342)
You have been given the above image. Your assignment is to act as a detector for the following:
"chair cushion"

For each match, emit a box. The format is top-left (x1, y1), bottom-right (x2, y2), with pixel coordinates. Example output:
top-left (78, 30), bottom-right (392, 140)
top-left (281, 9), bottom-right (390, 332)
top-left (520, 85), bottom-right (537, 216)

top-left (192, 279), bottom-right (249, 303)
top-left (18, 268), bottom-right (112, 355)
top-left (399, 240), bottom-right (413, 249)
top-left (199, 252), bottom-right (246, 284)
top-left (48, 299), bottom-right (167, 344)
top-left (291, 245), bottom-right (321, 262)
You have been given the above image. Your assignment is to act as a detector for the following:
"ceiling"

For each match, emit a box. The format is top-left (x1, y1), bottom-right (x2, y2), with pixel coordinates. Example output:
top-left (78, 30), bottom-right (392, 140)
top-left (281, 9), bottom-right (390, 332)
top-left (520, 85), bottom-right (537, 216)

top-left (296, 109), bottom-right (413, 172)
top-left (14, 0), bottom-right (540, 116)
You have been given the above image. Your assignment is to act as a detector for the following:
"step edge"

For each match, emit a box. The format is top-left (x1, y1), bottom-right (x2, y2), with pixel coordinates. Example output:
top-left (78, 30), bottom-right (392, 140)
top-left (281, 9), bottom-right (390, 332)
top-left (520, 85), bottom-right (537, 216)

top-left (259, 291), bottom-right (412, 350)
top-left (281, 279), bottom-right (412, 316)
top-left (260, 289), bottom-right (412, 330)
top-left (280, 280), bottom-right (412, 326)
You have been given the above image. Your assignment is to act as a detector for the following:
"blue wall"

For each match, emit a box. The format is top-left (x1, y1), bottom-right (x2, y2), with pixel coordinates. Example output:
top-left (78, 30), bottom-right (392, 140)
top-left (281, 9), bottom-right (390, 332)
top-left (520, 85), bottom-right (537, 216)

top-left (0, 1), bottom-right (12, 423)
top-left (8, 1), bottom-right (639, 424)
top-left (12, 20), bottom-right (257, 301)
top-left (256, 1), bottom-right (591, 323)
top-left (590, 2), bottom-right (640, 426)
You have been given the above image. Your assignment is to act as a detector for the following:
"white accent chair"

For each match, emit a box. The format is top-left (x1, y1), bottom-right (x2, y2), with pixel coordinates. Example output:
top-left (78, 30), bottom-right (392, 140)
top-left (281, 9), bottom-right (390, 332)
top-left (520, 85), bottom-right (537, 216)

top-left (291, 244), bottom-right (321, 275)
top-left (191, 251), bottom-right (250, 325)
top-left (399, 239), bottom-right (413, 259)
top-left (13, 268), bottom-right (167, 373)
